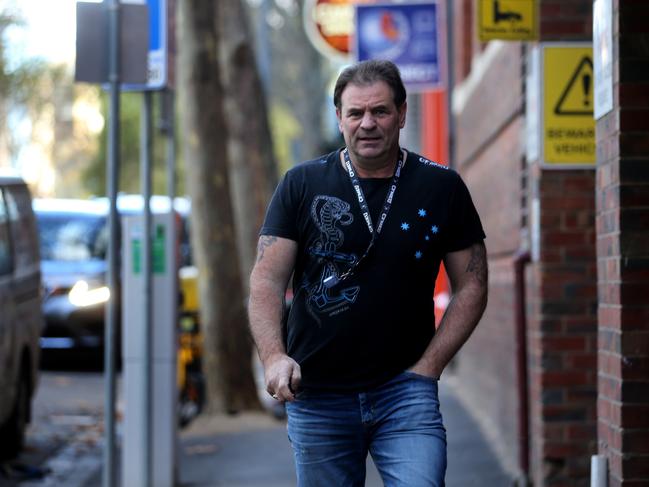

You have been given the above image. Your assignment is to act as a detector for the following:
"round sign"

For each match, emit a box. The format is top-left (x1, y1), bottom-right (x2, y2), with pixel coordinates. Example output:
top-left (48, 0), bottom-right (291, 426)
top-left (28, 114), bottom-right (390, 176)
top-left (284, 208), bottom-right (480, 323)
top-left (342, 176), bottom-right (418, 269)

top-left (303, 0), bottom-right (371, 62)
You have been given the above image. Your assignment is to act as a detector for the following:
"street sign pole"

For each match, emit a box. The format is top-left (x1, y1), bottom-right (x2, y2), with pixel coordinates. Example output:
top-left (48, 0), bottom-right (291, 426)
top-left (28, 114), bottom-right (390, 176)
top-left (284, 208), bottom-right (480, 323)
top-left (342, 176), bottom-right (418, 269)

top-left (162, 90), bottom-right (176, 202)
top-left (104, 0), bottom-right (120, 486)
top-left (140, 90), bottom-right (154, 487)
top-left (119, 1), bottom-right (176, 485)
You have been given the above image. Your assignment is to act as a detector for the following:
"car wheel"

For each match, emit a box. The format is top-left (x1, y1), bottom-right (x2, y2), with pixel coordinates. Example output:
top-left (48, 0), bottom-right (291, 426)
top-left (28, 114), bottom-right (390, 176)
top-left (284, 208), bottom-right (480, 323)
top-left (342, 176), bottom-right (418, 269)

top-left (0, 364), bottom-right (30, 460)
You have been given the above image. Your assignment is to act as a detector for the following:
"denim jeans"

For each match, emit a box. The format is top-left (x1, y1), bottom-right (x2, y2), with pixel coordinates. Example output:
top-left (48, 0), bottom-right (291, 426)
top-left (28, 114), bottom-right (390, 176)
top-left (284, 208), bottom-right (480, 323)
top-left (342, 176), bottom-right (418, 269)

top-left (286, 371), bottom-right (447, 487)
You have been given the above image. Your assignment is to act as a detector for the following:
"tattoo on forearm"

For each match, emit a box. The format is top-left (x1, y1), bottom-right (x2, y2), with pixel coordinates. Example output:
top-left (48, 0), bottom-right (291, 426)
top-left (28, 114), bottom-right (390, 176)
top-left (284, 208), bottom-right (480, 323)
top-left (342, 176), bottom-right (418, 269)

top-left (466, 243), bottom-right (488, 285)
top-left (257, 236), bottom-right (278, 263)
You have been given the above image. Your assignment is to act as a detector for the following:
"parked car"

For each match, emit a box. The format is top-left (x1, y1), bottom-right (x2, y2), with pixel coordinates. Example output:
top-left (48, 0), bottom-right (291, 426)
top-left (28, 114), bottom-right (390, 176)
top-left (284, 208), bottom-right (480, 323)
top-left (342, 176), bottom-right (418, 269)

top-left (0, 175), bottom-right (43, 459)
top-left (33, 198), bottom-right (112, 361)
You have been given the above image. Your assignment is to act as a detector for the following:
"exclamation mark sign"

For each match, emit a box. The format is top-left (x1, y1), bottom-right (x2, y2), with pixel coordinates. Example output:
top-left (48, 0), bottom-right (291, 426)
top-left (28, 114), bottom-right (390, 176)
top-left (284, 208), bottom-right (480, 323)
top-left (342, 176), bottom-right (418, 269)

top-left (582, 73), bottom-right (591, 107)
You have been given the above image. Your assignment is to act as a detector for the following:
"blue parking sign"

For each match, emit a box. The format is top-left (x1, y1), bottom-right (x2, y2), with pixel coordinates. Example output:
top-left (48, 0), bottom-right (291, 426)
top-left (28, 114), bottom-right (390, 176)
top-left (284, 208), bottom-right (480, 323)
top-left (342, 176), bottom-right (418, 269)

top-left (355, 1), bottom-right (444, 91)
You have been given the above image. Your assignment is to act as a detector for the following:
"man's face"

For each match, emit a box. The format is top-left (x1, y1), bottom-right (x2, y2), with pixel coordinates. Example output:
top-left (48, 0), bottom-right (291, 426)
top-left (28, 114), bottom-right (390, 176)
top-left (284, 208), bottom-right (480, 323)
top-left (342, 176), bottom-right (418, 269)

top-left (336, 81), bottom-right (407, 164)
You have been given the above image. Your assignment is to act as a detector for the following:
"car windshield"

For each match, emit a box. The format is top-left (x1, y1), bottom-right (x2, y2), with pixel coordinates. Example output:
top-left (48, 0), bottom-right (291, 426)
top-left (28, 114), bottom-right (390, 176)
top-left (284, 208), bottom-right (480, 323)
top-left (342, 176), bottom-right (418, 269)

top-left (37, 213), bottom-right (108, 261)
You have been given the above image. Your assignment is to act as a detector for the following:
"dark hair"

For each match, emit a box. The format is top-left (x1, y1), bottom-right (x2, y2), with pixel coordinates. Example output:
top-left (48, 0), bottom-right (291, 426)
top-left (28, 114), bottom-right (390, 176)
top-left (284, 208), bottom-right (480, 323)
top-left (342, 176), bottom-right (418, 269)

top-left (333, 60), bottom-right (407, 110)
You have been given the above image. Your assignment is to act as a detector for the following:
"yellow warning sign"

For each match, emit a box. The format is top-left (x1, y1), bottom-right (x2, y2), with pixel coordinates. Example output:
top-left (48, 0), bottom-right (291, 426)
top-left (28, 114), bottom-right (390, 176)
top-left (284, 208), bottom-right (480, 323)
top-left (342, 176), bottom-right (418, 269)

top-left (478, 0), bottom-right (537, 41)
top-left (543, 44), bottom-right (595, 167)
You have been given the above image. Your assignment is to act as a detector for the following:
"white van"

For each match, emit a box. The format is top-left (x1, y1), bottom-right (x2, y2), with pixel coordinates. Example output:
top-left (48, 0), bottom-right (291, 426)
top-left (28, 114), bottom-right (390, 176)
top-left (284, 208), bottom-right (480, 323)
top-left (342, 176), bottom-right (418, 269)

top-left (0, 175), bottom-right (43, 459)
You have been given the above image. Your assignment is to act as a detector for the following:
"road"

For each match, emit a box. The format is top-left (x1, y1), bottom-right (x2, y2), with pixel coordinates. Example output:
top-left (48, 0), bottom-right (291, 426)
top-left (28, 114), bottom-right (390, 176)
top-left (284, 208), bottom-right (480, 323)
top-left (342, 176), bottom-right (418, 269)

top-left (0, 369), bottom-right (107, 487)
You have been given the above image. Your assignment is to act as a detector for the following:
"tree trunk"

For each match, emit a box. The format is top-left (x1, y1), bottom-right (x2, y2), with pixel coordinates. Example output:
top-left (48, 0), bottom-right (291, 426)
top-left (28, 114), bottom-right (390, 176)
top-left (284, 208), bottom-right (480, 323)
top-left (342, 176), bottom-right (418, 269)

top-left (217, 0), bottom-right (278, 279)
top-left (177, 0), bottom-right (260, 413)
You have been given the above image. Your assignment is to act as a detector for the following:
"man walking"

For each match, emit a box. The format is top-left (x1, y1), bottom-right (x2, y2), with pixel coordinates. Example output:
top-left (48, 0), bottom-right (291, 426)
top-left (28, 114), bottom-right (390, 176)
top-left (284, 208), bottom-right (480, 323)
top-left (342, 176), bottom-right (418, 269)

top-left (249, 59), bottom-right (488, 486)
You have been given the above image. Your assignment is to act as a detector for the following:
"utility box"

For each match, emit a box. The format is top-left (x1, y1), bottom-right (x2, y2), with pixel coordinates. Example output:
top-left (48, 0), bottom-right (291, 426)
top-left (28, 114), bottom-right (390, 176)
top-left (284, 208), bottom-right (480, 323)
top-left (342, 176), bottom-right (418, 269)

top-left (121, 212), bottom-right (177, 487)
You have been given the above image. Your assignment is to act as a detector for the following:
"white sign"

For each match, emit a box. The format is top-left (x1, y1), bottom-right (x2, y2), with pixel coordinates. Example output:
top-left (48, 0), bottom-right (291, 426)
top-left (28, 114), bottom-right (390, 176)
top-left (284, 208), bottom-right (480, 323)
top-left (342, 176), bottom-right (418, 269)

top-left (593, 0), bottom-right (613, 119)
top-left (526, 46), bottom-right (540, 162)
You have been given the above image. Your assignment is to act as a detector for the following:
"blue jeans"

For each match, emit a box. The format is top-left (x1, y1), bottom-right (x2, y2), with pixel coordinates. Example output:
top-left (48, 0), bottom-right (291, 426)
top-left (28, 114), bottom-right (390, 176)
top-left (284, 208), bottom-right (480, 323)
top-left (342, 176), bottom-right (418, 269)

top-left (286, 371), bottom-right (447, 487)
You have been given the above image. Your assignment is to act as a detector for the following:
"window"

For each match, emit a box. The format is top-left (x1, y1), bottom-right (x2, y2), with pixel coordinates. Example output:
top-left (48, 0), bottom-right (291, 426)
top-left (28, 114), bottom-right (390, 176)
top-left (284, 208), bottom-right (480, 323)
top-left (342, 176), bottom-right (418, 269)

top-left (0, 189), bottom-right (12, 276)
top-left (36, 213), bottom-right (107, 262)
top-left (5, 185), bottom-right (39, 269)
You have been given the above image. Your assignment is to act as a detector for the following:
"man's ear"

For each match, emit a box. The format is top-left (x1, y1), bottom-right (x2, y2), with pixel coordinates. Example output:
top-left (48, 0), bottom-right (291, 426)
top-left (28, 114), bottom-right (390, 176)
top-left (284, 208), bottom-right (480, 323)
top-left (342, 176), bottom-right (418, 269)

top-left (336, 109), bottom-right (343, 132)
top-left (399, 102), bottom-right (407, 129)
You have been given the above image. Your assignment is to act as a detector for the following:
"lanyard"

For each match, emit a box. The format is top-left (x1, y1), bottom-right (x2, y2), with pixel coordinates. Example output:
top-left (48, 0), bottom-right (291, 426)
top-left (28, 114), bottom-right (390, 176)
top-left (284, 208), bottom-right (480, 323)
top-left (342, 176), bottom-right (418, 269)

top-left (323, 148), bottom-right (404, 288)
top-left (342, 147), bottom-right (404, 239)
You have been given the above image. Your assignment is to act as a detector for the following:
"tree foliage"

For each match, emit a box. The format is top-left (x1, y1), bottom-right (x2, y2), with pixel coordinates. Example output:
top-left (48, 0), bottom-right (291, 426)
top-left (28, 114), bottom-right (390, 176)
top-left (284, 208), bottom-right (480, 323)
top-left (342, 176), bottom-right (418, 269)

top-left (0, 9), bottom-right (51, 167)
top-left (83, 91), bottom-right (184, 197)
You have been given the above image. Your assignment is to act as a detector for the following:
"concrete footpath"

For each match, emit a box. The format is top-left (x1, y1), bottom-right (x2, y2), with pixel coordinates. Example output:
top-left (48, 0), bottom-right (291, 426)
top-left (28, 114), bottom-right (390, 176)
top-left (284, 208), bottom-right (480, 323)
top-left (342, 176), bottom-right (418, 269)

top-left (12, 373), bottom-right (514, 487)
top-left (175, 375), bottom-right (514, 487)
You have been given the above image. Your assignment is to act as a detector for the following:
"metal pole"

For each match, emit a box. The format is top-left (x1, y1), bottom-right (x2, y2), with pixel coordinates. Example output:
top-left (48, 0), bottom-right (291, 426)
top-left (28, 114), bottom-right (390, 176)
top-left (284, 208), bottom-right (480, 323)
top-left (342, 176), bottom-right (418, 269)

top-left (141, 90), bottom-right (154, 487)
top-left (164, 90), bottom-right (176, 202)
top-left (163, 87), bottom-right (178, 485)
top-left (103, 0), bottom-right (120, 485)
top-left (446, 0), bottom-right (455, 170)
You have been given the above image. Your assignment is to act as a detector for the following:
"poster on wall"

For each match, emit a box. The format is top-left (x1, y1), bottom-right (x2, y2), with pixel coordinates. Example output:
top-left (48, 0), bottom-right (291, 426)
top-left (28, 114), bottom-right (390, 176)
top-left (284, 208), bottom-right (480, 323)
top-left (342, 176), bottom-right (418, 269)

top-left (354, 1), bottom-right (444, 91)
top-left (541, 43), bottom-right (596, 168)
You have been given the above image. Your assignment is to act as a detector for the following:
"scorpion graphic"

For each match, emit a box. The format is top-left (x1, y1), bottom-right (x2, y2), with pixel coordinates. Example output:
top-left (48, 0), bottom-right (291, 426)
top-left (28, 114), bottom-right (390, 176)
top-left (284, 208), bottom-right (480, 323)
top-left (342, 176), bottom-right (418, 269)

top-left (304, 195), bottom-right (360, 317)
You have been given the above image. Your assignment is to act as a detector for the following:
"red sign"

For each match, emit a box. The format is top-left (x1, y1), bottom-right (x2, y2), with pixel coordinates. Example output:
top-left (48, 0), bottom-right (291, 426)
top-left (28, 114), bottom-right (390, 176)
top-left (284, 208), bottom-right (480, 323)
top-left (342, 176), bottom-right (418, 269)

top-left (304, 0), bottom-right (373, 61)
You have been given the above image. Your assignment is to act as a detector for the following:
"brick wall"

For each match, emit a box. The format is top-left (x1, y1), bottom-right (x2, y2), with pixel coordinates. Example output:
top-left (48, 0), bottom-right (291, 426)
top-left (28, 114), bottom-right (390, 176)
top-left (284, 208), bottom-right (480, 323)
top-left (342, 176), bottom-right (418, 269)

top-left (450, 0), bottom-right (599, 485)
top-left (527, 169), bottom-right (598, 486)
top-left (540, 0), bottom-right (594, 39)
top-left (596, 1), bottom-right (649, 485)
top-left (452, 38), bottom-right (525, 476)
top-left (452, 0), bottom-right (473, 83)
top-left (455, 119), bottom-right (525, 475)
top-left (448, 0), bottom-right (649, 484)
top-left (524, 2), bottom-right (599, 485)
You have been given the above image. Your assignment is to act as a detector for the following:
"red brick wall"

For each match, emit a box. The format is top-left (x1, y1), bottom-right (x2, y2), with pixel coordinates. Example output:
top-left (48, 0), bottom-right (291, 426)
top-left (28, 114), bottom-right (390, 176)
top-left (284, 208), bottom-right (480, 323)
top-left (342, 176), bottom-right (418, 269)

top-left (451, 0), bottom-right (599, 485)
top-left (449, 0), bottom-right (649, 485)
top-left (455, 42), bottom-right (523, 170)
top-left (452, 0), bottom-right (473, 83)
top-left (453, 39), bottom-right (525, 475)
top-left (540, 0), bottom-right (594, 39)
top-left (527, 170), bottom-right (598, 487)
top-left (525, 2), bottom-right (598, 485)
top-left (456, 119), bottom-right (525, 474)
top-left (596, 1), bottom-right (649, 485)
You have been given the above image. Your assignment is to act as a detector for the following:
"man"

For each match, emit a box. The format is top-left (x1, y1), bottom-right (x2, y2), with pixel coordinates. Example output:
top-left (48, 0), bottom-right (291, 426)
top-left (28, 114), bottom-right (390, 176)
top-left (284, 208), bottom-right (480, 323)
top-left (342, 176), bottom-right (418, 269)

top-left (249, 60), bottom-right (487, 487)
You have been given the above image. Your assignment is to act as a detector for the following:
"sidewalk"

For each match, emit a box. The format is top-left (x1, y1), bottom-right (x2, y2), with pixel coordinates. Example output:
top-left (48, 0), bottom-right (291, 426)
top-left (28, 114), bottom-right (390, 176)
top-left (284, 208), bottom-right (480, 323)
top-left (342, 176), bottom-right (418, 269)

top-left (71, 373), bottom-right (514, 487)
top-left (176, 375), bottom-right (514, 487)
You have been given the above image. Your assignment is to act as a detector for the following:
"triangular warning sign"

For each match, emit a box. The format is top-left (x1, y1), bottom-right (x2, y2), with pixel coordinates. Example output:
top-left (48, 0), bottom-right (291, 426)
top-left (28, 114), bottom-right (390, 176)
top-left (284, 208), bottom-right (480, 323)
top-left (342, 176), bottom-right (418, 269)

top-left (554, 56), bottom-right (594, 116)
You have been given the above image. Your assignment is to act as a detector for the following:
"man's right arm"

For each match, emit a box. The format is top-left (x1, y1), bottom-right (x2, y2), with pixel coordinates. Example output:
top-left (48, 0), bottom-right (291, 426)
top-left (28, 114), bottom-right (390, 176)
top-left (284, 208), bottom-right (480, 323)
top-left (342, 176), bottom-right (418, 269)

top-left (249, 235), bottom-right (299, 402)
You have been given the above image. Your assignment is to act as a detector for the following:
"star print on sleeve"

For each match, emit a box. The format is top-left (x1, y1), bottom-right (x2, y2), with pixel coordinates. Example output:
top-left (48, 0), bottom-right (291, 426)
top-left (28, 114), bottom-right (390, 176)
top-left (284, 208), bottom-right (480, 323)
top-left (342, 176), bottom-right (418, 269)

top-left (431, 225), bottom-right (439, 234)
top-left (418, 209), bottom-right (427, 217)
top-left (401, 222), bottom-right (410, 231)
top-left (415, 250), bottom-right (423, 259)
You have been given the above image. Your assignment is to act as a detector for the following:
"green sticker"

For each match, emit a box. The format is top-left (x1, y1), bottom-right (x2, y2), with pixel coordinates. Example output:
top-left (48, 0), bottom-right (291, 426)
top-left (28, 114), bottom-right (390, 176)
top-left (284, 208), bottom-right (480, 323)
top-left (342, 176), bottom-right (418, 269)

top-left (132, 224), bottom-right (166, 275)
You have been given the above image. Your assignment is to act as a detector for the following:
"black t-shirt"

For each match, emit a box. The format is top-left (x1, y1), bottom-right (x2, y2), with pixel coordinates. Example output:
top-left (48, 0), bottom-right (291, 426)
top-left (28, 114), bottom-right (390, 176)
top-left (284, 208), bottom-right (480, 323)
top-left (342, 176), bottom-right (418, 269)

top-left (261, 149), bottom-right (485, 392)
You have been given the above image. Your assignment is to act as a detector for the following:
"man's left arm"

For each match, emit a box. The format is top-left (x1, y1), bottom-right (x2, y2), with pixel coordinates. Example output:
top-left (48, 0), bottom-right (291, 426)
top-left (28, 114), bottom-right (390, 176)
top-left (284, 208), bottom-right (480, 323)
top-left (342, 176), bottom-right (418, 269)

top-left (409, 241), bottom-right (488, 378)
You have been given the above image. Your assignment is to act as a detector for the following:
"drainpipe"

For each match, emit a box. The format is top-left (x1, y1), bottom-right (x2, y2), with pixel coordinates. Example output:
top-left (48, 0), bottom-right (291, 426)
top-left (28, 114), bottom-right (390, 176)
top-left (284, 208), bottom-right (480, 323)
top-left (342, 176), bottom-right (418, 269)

top-left (514, 249), bottom-right (531, 481)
